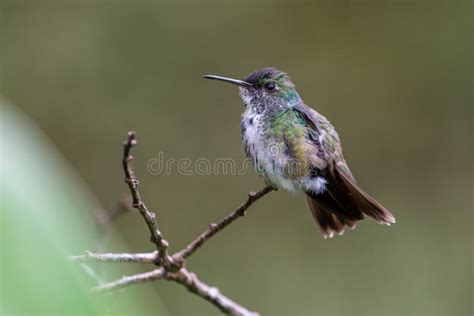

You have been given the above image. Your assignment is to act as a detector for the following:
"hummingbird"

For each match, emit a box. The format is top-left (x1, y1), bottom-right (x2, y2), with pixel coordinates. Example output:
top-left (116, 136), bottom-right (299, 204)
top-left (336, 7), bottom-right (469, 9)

top-left (203, 67), bottom-right (395, 238)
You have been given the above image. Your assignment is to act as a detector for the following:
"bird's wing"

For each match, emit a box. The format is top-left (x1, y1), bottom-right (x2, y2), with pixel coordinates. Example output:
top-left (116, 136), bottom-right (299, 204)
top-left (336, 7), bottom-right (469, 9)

top-left (294, 102), bottom-right (395, 232)
top-left (293, 103), bottom-right (354, 177)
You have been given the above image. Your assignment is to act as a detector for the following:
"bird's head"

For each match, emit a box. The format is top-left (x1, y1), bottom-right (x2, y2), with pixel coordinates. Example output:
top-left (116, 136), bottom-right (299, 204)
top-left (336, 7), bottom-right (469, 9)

top-left (204, 67), bottom-right (301, 114)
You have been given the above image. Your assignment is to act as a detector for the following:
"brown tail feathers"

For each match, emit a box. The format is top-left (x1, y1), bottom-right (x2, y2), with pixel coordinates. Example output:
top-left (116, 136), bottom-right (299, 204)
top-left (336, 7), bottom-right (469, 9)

top-left (306, 166), bottom-right (395, 238)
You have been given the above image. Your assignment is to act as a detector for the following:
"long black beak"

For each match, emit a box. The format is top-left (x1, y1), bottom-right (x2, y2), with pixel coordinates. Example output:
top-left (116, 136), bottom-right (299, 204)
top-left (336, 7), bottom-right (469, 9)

top-left (202, 74), bottom-right (253, 87)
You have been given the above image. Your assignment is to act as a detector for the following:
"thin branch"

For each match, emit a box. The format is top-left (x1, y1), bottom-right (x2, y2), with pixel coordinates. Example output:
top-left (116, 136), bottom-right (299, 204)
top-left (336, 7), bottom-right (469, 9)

top-left (93, 267), bottom-right (165, 293)
top-left (122, 131), bottom-right (172, 268)
top-left (70, 251), bottom-right (158, 263)
top-left (168, 268), bottom-right (258, 316)
top-left (73, 132), bottom-right (275, 315)
top-left (94, 267), bottom-right (258, 315)
top-left (174, 185), bottom-right (275, 262)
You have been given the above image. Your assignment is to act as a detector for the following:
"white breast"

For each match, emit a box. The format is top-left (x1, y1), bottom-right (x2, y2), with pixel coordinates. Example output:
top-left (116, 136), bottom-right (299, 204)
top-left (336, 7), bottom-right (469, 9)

top-left (241, 111), bottom-right (298, 192)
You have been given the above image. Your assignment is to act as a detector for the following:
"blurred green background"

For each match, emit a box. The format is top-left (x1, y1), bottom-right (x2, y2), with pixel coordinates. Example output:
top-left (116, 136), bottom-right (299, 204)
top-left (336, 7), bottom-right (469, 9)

top-left (1, 1), bottom-right (472, 316)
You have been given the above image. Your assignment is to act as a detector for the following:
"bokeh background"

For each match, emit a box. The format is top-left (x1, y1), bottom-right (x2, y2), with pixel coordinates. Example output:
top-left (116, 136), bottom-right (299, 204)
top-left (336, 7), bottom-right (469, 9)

top-left (1, 1), bottom-right (472, 315)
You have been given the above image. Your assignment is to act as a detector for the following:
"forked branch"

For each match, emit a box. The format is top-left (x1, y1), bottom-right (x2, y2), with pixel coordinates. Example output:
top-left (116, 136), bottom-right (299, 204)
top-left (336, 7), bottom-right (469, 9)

top-left (72, 132), bottom-right (275, 316)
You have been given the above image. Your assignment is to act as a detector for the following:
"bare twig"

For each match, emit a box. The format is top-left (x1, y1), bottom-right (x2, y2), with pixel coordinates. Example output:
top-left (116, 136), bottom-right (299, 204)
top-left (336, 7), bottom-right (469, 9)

top-left (93, 266), bottom-right (257, 316)
top-left (73, 132), bottom-right (274, 315)
top-left (168, 268), bottom-right (258, 316)
top-left (122, 131), bottom-right (172, 268)
top-left (174, 185), bottom-right (275, 262)
top-left (93, 267), bottom-right (165, 293)
top-left (70, 251), bottom-right (157, 263)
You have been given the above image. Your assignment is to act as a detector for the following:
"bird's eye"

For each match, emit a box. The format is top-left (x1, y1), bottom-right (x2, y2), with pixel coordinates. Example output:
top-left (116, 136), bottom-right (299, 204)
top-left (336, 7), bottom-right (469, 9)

top-left (264, 82), bottom-right (276, 92)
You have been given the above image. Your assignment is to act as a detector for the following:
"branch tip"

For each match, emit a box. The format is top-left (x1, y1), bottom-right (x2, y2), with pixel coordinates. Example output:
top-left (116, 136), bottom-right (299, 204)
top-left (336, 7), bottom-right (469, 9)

top-left (174, 185), bottom-right (274, 261)
top-left (121, 132), bottom-right (171, 267)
